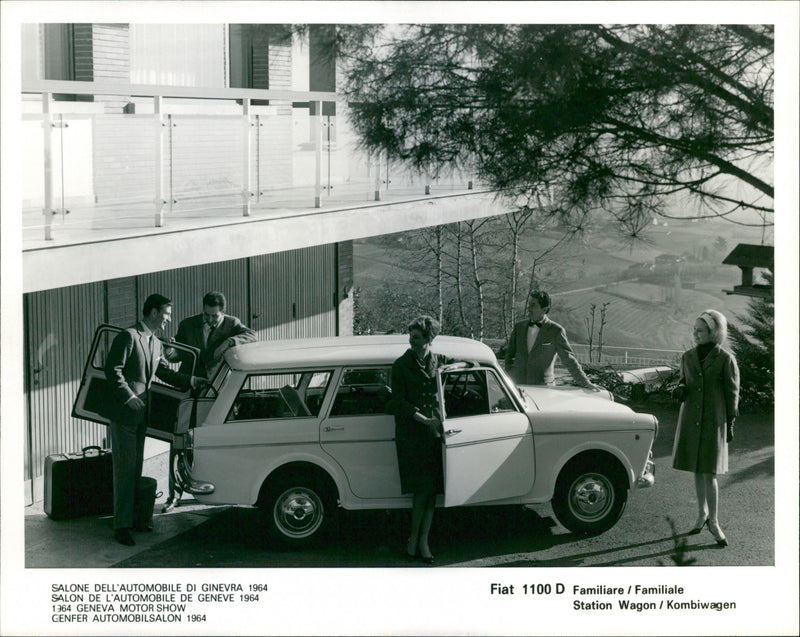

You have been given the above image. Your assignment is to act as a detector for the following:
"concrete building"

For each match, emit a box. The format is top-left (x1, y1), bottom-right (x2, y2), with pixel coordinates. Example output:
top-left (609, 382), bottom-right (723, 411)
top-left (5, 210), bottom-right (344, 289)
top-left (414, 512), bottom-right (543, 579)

top-left (19, 23), bottom-right (512, 503)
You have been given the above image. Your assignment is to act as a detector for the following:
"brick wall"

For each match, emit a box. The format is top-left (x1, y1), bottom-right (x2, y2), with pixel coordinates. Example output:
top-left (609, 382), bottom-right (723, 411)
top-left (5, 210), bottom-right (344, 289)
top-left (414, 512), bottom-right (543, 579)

top-left (72, 23), bottom-right (130, 112)
top-left (92, 23), bottom-right (130, 113)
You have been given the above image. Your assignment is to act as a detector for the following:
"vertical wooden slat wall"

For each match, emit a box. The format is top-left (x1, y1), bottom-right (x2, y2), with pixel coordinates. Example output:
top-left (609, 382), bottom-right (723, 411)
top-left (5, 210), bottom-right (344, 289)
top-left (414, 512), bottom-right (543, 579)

top-left (296, 244), bottom-right (337, 338)
top-left (25, 282), bottom-right (107, 480)
top-left (137, 258), bottom-right (251, 342)
top-left (249, 250), bottom-right (299, 340)
top-left (24, 245), bottom-right (339, 484)
top-left (249, 245), bottom-right (337, 341)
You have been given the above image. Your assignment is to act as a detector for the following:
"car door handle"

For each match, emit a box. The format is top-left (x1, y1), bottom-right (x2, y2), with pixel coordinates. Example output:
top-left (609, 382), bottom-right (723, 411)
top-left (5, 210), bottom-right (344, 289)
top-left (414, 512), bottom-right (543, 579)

top-left (324, 426), bottom-right (344, 432)
top-left (444, 428), bottom-right (462, 435)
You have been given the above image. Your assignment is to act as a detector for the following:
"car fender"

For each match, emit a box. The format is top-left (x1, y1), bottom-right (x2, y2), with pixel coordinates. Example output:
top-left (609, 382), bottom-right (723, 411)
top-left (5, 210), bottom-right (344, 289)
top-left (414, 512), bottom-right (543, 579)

top-left (542, 441), bottom-right (636, 501)
top-left (249, 450), bottom-right (349, 507)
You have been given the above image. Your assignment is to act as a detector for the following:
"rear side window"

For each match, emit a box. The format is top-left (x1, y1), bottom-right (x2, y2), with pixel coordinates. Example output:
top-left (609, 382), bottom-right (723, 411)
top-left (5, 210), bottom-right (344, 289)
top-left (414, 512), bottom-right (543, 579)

top-left (329, 367), bottom-right (393, 417)
top-left (226, 370), bottom-right (332, 422)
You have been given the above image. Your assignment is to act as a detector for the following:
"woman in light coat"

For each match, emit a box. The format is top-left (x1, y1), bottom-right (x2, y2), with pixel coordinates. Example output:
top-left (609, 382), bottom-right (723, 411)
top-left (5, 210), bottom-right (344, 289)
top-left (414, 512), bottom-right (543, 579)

top-left (672, 310), bottom-right (739, 547)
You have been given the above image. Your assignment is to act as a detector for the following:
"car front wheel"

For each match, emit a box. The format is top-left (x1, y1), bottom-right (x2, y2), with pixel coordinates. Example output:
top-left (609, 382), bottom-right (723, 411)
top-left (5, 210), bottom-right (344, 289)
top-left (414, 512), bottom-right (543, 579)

top-left (261, 474), bottom-right (336, 547)
top-left (552, 461), bottom-right (627, 534)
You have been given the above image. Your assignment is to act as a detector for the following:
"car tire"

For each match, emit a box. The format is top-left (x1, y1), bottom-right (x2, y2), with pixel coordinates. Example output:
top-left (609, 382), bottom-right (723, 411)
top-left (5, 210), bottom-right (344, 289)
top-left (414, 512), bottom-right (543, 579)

top-left (261, 473), bottom-right (336, 548)
top-left (551, 460), bottom-right (627, 534)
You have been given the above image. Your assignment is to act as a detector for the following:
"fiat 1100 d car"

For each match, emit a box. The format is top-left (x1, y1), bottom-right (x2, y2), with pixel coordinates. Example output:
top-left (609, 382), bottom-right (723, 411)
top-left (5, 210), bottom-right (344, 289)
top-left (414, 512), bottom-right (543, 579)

top-left (75, 332), bottom-right (656, 547)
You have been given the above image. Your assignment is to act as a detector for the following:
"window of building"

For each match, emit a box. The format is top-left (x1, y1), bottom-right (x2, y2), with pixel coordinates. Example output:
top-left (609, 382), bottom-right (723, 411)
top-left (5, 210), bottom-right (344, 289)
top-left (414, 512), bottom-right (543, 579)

top-left (229, 24), bottom-right (272, 90)
top-left (330, 367), bottom-right (393, 417)
top-left (42, 23), bottom-right (75, 81)
top-left (130, 24), bottom-right (226, 87)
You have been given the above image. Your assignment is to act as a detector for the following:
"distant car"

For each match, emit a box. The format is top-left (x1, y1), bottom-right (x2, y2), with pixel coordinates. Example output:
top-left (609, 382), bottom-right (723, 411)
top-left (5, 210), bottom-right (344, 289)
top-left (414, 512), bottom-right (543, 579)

top-left (75, 331), bottom-right (657, 547)
top-left (620, 366), bottom-right (676, 401)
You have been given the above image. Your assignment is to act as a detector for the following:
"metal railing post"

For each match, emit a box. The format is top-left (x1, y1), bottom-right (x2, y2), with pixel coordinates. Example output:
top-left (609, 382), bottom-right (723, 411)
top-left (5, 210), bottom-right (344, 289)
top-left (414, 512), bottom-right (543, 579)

top-left (42, 93), bottom-right (54, 240)
top-left (314, 101), bottom-right (323, 208)
top-left (255, 114), bottom-right (262, 204)
top-left (424, 163), bottom-right (432, 195)
top-left (373, 152), bottom-right (382, 201)
top-left (154, 95), bottom-right (166, 227)
top-left (242, 98), bottom-right (252, 216)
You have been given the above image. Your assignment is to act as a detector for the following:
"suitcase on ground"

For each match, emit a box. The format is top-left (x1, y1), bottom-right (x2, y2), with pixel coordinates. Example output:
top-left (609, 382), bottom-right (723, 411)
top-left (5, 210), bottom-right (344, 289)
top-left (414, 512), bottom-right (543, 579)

top-left (133, 476), bottom-right (158, 529)
top-left (44, 446), bottom-right (114, 520)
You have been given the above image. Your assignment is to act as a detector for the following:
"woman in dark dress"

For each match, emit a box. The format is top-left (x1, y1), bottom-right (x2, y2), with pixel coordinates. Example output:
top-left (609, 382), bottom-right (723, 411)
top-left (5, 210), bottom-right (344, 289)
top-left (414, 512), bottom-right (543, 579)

top-left (391, 316), bottom-right (448, 564)
top-left (672, 309), bottom-right (739, 547)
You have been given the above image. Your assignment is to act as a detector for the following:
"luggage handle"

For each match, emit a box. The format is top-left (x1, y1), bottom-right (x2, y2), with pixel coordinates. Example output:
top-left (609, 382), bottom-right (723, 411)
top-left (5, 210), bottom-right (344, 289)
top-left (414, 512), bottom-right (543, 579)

top-left (81, 445), bottom-right (107, 457)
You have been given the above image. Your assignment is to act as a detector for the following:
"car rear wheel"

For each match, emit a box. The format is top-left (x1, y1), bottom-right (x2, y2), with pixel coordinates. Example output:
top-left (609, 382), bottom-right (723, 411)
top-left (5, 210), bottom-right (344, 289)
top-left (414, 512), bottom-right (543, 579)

top-left (552, 461), bottom-right (627, 534)
top-left (261, 473), bottom-right (336, 547)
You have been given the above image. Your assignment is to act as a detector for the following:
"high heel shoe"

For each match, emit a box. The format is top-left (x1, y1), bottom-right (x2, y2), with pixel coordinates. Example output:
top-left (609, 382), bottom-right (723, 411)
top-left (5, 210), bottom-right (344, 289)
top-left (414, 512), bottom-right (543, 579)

top-left (707, 520), bottom-right (728, 547)
top-left (418, 544), bottom-right (435, 565)
top-left (688, 516), bottom-right (708, 535)
top-left (404, 539), bottom-right (418, 562)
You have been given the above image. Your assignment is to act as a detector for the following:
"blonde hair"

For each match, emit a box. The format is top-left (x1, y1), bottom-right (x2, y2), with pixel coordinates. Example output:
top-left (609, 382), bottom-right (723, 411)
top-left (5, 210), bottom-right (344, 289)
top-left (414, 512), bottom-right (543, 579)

top-left (698, 309), bottom-right (728, 344)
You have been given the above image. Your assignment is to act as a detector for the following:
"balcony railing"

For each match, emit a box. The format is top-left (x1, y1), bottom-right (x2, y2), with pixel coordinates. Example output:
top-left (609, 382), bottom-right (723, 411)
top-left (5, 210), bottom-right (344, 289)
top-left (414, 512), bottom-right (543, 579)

top-left (21, 80), bottom-right (480, 244)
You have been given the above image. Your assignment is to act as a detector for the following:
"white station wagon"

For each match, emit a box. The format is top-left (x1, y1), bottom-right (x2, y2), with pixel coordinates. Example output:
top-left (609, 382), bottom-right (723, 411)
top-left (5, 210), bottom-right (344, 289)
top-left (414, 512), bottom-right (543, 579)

top-left (75, 330), bottom-right (656, 546)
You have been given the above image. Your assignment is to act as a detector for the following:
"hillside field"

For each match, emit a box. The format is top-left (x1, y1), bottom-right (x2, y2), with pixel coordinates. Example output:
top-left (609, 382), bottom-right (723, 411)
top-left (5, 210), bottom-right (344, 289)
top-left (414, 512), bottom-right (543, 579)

top-left (353, 216), bottom-right (768, 353)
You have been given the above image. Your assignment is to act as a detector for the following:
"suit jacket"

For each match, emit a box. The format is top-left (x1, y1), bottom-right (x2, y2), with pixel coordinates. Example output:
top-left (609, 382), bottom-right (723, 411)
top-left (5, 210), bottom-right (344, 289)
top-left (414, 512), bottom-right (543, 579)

top-left (504, 316), bottom-right (591, 386)
top-left (672, 345), bottom-right (739, 474)
top-left (105, 322), bottom-right (188, 425)
top-left (173, 313), bottom-right (257, 377)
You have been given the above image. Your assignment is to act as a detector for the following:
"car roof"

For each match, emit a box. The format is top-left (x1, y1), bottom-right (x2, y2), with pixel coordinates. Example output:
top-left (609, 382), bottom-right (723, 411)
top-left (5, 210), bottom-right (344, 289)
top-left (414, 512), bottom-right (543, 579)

top-left (225, 335), bottom-right (498, 372)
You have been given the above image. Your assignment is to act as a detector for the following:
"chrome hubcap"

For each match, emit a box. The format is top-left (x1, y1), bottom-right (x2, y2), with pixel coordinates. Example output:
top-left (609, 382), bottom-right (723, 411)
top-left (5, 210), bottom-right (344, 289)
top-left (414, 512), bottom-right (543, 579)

top-left (569, 474), bottom-right (613, 521)
top-left (274, 488), bottom-right (323, 538)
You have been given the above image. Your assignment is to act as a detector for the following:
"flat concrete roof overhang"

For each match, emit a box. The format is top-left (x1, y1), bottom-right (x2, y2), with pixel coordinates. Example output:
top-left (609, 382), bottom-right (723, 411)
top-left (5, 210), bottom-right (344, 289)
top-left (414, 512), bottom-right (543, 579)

top-left (23, 190), bottom-right (510, 293)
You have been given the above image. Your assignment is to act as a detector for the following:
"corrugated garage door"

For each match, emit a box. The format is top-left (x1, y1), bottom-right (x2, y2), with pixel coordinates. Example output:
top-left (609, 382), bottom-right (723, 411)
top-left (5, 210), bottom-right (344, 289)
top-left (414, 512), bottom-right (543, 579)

top-left (249, 244), bottom-right (337, 340)
top-left (138, 258), bottom-right (251, 343)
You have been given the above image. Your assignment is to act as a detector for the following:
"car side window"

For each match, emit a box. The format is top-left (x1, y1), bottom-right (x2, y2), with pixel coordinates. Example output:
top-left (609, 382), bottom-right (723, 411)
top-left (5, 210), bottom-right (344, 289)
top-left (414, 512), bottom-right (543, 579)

top-left (443, 369), bottom-right (517, 419)
top-left (329, 367), bottom-right (393, 417)
top-left (226, 371), bottom-right (332, 422)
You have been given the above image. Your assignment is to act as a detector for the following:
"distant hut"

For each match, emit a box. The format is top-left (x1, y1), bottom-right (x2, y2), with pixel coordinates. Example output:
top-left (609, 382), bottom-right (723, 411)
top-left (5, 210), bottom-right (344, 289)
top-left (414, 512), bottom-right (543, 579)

top-left (722, 244), bottom-right (774, 299)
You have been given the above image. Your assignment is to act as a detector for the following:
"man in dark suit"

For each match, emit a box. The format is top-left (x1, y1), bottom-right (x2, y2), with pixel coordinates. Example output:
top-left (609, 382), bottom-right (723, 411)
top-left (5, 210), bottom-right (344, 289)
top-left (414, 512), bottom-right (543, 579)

top-left (105, 294), bottom-right (204, 545)
top-left (169, 291), bottom-right (257, 378)
top-left (504, 290), bottom-right (599, 390)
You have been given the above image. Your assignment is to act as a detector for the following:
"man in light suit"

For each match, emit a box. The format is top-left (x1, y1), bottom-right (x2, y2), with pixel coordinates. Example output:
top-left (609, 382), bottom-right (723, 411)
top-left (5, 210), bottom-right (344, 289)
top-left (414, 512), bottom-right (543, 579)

top-left (504, 290), bottom-right (600, 390)
top-left (169, 291), bottom-right (257, 379)
top-left (105, 294), bottom-right (204, 545)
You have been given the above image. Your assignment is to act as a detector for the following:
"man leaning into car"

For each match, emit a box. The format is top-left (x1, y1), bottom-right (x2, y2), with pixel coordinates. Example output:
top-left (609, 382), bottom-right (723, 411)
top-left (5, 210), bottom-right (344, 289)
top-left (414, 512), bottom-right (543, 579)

top-left (167, 291), bottom-right (256, 379)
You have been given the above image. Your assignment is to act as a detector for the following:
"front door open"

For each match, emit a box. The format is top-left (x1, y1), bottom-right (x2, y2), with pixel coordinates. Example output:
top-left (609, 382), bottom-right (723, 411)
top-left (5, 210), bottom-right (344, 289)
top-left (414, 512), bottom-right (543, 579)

top-left (439, 367), bottom-right (535, 507)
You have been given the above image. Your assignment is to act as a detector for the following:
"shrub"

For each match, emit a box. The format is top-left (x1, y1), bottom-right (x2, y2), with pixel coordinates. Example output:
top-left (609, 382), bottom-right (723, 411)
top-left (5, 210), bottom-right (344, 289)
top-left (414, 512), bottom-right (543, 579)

top-left (728, 270), bottom-right (774, 413)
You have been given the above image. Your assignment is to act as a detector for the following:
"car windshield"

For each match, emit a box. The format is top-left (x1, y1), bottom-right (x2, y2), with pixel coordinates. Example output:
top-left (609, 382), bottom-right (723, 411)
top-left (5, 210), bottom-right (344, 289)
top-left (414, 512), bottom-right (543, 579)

top-left (493, 364), bottom-right (532, 409)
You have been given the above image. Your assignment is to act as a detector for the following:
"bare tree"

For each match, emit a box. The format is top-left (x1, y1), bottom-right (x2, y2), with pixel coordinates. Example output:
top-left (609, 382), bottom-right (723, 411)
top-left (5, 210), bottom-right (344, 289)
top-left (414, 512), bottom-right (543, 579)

top-left (463, 218), bottom-right (491, 340)
top-left (597, 302), bottom-right (610, 362)
top-left (585, 304), bottom-right (597, 363)
top-left (502, 206), bottom-right (534, 331)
